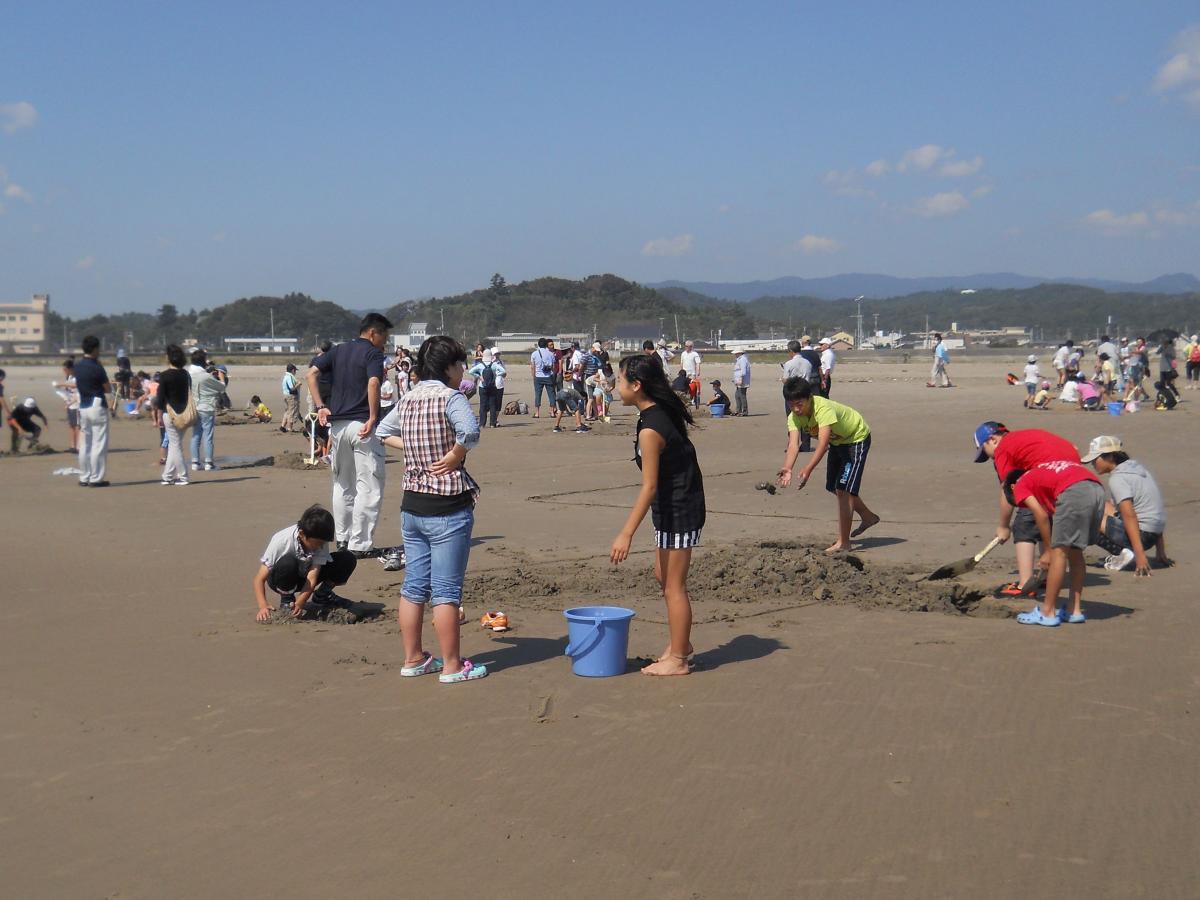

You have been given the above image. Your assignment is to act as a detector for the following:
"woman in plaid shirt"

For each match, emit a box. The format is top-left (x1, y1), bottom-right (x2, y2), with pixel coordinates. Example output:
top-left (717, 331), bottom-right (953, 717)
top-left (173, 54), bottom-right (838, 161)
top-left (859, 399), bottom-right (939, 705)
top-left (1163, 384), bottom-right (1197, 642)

top-left (378, 336), bottom-right (488, 684)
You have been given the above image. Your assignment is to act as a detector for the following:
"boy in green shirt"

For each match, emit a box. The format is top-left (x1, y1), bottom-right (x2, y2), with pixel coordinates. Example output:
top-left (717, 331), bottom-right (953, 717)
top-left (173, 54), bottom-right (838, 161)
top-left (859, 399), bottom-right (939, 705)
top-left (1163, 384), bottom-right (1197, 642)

top-left (777, 377), bottom-right (880, 554)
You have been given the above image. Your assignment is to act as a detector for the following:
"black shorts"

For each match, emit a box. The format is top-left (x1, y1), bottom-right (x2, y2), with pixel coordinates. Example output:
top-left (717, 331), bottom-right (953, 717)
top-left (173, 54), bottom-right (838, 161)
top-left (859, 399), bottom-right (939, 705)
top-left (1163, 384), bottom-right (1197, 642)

top-left (825, 434), bottom-right (870, 496)
top-left (1013, 507), bottom-right (1043, 544)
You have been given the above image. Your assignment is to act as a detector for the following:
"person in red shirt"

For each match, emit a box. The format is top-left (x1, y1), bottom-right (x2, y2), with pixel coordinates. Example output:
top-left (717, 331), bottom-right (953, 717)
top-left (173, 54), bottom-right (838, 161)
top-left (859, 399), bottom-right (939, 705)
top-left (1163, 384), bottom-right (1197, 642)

top-left (1003, 461), bottom-right (1104, 626)
top-left (973, 422), bottom-right (1081, 597)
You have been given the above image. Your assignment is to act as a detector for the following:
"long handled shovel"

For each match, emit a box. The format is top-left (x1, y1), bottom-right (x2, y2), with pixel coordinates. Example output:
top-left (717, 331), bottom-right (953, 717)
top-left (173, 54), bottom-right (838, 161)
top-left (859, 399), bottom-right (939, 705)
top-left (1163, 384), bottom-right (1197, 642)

top-left (924, 536), bottom-right (1004, 581)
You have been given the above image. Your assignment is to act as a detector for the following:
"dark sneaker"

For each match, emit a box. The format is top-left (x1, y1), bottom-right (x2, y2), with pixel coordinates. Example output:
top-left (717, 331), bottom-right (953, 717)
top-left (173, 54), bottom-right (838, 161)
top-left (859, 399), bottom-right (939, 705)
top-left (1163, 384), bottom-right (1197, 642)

top-left (575, 425), bottom-right (591, 433)
top-left (552, 426), bottom-right (563, 433)
top-left (380, 548), bottom-right (405, 571)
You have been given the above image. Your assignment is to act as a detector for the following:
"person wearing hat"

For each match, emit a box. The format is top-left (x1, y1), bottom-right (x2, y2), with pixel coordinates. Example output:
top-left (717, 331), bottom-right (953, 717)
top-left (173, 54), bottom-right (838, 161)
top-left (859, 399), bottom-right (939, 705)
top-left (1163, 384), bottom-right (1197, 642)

top-left (9, 396), bottom-right (48, 452)
top-left (973, 422), bottom-right (1080, 598)
top-left (1022, 354), bottom-right (1041, 405)
top-left (468, 348), bottom-right (506, 428)
top-left (280, 362), bottom-right (302, 434)
top-left (1186, 334), bottom-right (1200, 390)
top-left (1082, 435), bottom-right (1172, 576)
top-left (680, 340), bottom-right (702, 408)
top-left (656, 338), bottom-right (675, 370)
top-left (731, 348), bottom-right (751, 416)
top-left (707, 379), bottom-right (731, 411)
top-left (818, 338), bottom-right (837, 397)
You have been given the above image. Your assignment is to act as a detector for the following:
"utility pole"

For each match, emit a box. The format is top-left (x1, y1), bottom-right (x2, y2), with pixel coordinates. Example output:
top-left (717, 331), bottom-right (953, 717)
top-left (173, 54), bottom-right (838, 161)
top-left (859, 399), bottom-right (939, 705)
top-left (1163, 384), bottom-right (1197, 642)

top-left (925, 313), bottom-right (930, 350)
top-left (270, 308), bottom-right (275, 340)
top-left (853, 296), bottom-right (864, 349)
top-left (873, 313), bottom-right (879, 337)
top-left (659, 317), bottom-right (665, 340)
top-left (674, 314), bottom-right (680, 344)
top-left (440, 308), bottom-right (445, 332)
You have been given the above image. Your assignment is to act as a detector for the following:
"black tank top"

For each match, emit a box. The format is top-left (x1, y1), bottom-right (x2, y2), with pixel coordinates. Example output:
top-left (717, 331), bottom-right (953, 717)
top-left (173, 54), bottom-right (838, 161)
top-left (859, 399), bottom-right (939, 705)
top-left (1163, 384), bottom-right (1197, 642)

top-left (635, 405), bottom-right (706, 534)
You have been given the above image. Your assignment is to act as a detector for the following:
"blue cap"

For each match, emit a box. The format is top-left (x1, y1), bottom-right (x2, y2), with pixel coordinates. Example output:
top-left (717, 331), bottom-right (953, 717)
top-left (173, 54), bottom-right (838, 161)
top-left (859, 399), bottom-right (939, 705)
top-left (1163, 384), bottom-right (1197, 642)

top-left (973, 421), bottom-right (1006, 462)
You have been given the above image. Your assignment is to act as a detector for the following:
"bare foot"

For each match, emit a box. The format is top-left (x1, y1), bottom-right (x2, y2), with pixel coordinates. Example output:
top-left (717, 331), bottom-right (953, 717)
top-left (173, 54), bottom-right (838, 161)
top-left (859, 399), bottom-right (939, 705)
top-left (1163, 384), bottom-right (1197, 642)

top-left (824, 542), bottom-right (851, 556)
top-left (641, 655), bottom-right (691, 676)
top-left (850, 514), bottom-right (880, 538)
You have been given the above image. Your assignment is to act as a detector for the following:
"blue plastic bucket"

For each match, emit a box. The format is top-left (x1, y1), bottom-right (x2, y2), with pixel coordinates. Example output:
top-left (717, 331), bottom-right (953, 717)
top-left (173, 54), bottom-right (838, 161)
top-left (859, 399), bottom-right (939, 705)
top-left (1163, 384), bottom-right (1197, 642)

top-left (711, 404), bottom-right (726, 418)
top-left (1107, 401), bottom-right (1123, 416)
top-left (563, 606), bottom-right (635, 677)
top-left (123, 400), bottom-right (138, 415)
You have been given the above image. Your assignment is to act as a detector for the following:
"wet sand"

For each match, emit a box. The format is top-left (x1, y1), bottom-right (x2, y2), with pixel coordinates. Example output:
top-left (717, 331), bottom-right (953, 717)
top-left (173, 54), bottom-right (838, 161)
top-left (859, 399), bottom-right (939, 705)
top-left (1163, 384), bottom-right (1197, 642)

top-left (1, 356), bottom-right (1197, 898)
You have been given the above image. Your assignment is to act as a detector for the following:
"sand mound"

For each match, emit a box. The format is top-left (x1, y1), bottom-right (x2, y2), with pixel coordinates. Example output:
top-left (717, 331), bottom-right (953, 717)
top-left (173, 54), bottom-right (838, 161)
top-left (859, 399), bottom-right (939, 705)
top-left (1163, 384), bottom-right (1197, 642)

top-left (273, 451), bottom-right (324, 470)
top-left (264, 598), bottom-right (388, 625)
top-left (466, 540), bottom-right (1006, 622)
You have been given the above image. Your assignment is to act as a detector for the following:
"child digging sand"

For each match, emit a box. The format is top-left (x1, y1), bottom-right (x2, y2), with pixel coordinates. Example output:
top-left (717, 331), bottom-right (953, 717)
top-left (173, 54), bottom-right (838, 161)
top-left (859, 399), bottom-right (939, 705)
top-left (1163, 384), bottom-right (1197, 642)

top-left (610, 353), bottom-right (706, 676)
top-left (777, 376), bottom-right (880, 554)
top-left (1004, 462), bottom-right (1105, 626)
top-left (253, 504), bottom-right (357, 622)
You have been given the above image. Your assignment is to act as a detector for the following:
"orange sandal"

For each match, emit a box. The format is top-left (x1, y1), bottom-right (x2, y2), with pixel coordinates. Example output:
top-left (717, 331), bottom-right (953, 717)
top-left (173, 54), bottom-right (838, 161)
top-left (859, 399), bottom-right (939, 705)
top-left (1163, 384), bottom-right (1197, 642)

top-left (479, 611), bottom-right (509, 632)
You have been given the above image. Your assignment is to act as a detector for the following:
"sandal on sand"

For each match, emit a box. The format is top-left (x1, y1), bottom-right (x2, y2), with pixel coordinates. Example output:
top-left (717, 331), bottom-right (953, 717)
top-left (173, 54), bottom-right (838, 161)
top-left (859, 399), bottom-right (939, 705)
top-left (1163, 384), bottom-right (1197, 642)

top-left (1016, 608), bottom-right (1060, 627)
top-left (439, 659), bottom-right (488, 684)
top-left (1063, 610), bottom-right (1086, 624)
top-left (400, 652), bottom-right (444, 677)
top-left (480, 611), bottom-right (509, 632)
top-left (995, 582), bottom-right (1025, 597)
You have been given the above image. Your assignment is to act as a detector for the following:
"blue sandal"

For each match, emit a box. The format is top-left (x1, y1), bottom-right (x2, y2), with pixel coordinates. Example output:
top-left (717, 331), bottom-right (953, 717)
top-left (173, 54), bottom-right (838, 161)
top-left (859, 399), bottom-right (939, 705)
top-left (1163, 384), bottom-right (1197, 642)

top-left (1016, 608), bottom-right (1060, 627)
top-left (439, 659), bottom-right (488, 684)
top-left (400, 652), bottom-right (444, 677)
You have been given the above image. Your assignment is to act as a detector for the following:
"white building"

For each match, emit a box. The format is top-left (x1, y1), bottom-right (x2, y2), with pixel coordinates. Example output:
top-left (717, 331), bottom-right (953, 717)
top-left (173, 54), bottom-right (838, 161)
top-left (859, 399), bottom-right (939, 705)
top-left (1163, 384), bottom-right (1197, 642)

top-left (222, 337), bottom-right (300, 353)
top-left (0, 293), bottom-right (49, 354)
top-left (394, 322), bottom-right (427, 352)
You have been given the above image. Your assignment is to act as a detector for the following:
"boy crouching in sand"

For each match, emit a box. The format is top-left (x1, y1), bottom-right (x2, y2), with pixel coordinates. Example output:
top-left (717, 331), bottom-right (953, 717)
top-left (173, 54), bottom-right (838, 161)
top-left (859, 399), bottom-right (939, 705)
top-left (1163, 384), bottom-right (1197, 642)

top-left (253, 504), bottom-right (357, 622)
top-left (1004, 462), bottom-right (1104, 627)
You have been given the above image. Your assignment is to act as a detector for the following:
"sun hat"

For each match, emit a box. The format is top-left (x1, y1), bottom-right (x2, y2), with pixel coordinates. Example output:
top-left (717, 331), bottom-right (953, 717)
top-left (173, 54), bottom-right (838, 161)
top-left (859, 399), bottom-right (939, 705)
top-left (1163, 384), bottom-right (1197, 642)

top-left (973, 421), bottom-right (1007, 463)
top-left (22, 397), bottom-right (36, 408)
top-left (800, 335), bottom-right (812, 343)
top-left (592, 341), bottom-right (602, 351)
top-left (1080, 435), bottom-right (1124, 463)
top-left (819, 337), bottom-right (831, 346)
top-left (1041, 380), bottom-right (1050, 388)
top-left (1027, 354), bottom-right (1037, 363)
top-left (731, 348), bottom-right (744, 354)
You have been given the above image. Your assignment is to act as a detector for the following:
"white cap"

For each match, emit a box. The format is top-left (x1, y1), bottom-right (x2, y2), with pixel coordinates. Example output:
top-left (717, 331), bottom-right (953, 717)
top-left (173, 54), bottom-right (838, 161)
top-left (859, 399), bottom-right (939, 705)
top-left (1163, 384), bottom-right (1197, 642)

top-left (592, 341), bottom-right (602, 351)
top-left (731, 348), bottom-right (744, 354)
top-left (22, 397), bottom-right (36, 409)
top-left (819, 337), bottom-right (831, 346)
top-left (1028, 354), bottom-right (1037, 363)
top-left (1080, 434), bottom-right (1123, 463)
top-left (482, 349), bottom-right (494, 363)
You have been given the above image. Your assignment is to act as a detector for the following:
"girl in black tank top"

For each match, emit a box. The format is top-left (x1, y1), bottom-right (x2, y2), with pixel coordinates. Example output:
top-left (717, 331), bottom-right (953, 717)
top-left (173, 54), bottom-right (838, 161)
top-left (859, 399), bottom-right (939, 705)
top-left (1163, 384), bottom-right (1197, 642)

top-left (610, 353), bottom-right (706, 677)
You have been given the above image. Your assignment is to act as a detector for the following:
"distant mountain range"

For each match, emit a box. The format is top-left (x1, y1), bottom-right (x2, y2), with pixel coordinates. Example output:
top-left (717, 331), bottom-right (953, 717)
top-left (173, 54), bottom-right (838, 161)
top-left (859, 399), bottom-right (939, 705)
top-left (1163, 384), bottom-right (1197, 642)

top-left (649, 272), bottom-right (1200, 302)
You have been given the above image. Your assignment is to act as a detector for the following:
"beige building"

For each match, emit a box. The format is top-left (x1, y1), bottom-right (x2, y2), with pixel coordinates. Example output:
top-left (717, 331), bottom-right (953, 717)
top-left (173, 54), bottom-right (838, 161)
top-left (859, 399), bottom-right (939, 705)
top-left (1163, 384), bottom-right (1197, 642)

top-left (0, 294), bottom-right (49, 354)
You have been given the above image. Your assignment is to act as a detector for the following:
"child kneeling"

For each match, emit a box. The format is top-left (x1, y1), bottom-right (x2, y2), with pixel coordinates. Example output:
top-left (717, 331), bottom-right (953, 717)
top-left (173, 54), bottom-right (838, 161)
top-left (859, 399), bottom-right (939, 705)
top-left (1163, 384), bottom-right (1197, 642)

top-left (1005, 463), bottom-right (1104, 626)
top-left (253, 504), bottom-right (357, 621)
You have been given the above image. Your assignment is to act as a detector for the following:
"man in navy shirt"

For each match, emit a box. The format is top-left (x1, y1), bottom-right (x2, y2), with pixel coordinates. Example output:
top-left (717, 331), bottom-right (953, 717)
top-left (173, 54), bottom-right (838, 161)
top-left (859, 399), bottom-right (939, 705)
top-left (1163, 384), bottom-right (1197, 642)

top-left (306, 314), bottom-right (391, 555)
top-left (75, 335), bottom-right (112, 486)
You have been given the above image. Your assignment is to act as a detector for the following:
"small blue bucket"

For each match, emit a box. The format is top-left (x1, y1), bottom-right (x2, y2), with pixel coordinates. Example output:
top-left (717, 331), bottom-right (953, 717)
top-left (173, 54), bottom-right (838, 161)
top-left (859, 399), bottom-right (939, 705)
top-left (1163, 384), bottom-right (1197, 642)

top-left (123, 401), bottom-right (138, 415)
top-left (711, 404), bottom-right (726, 418)
top-left (1107, 401), bottom-right (1123, 416)
top-left (563, 606), bottom-right (635, 677)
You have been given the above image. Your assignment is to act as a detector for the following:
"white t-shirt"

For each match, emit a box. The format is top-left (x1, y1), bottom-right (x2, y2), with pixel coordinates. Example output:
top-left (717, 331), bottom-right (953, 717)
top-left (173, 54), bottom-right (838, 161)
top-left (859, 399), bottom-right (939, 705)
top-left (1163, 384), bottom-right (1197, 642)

top-left (820, 348), bottom-right (836, 373)
top-left (1059, 381), bottom-right (1080, 403)
top-left (380, 380), bottom-right (396, 408)
top-left (1052, 347), bottom-right (1070, 370)
top-left (260, 525), bottom-right (331, 579)
top-left (1023, 363), bottom-right (1040, 384)
top-left (657, 346), bottom-right (675, 367)
top-left (680, 350), bottom-right (702, 379)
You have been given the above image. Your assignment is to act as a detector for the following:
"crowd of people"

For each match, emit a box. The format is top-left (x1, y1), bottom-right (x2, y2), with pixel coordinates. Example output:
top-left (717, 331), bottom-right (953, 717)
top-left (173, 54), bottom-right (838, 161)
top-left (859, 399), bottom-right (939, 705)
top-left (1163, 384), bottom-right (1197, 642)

top-left (8, 320), bottom-right (1183, 677)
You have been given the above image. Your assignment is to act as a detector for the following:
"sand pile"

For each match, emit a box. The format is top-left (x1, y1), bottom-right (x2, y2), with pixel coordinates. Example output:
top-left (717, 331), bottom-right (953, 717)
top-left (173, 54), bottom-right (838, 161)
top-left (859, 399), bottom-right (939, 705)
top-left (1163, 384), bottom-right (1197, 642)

top-left (466, 540), bottom-right (1005, 622)
top-left (264, 597), bottom-right (389, 625)
top-left (272, 451), bottom-right (324, 470)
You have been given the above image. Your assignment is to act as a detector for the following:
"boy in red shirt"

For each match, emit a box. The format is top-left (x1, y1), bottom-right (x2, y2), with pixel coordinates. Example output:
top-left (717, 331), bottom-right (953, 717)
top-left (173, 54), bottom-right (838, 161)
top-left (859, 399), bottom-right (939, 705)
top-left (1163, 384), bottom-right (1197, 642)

top-left (974, 422), bottom-right (1080, 597)
top-left (1003, 461), bottom-right (1104, 626)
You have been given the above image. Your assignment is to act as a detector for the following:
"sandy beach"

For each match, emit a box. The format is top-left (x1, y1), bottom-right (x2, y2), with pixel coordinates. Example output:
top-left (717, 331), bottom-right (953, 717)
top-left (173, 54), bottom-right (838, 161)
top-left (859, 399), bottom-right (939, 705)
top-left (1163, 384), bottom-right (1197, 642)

top-left (2, 355), bottom-right (1197, 898)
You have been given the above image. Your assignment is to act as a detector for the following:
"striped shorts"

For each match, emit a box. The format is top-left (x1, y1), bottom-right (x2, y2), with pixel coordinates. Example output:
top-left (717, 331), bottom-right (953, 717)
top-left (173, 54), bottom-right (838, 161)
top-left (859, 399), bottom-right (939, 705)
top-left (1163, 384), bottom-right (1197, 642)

top-left (655, 529), bottom-right (702, 550)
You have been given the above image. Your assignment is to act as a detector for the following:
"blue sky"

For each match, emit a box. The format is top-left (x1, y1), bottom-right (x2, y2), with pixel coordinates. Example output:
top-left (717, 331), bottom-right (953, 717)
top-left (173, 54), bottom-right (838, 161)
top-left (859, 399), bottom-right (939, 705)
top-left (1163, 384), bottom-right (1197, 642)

top-left (1, 1), bottom-right (1198, 316)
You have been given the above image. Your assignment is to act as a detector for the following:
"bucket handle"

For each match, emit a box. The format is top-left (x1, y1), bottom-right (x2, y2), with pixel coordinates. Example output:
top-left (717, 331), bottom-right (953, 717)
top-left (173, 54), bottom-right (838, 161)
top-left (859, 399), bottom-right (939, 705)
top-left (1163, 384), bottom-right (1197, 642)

top-left (564, 618), bottom-right (603, 658)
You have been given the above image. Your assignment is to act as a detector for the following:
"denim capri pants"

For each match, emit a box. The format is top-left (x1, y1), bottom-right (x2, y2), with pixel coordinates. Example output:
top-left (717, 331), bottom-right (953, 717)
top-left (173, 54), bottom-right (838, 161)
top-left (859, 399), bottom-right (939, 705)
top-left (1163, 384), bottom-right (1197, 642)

top-left (401, 506), bottom-right (474, 606)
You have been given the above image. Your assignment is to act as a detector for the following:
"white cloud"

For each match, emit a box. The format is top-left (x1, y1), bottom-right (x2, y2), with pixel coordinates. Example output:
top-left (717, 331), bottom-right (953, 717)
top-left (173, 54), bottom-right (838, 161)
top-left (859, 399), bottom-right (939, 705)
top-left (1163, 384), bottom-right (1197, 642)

top-left (0, 101), bottom-right (38, 134)
top-left (971, 184), bottom-right (994, 199)
top-left (822, 168), bottom-right (874, 198)
top-left (1153, 26), bottom-right (1200, 110)
top-left (794, 234), bottom-right (843, 255)
top-left (898, 144), bottom-right (950, 172)
top-left (74, 254), bottom-right (96, 270)
top-left (1155, 208), bottom-right (1189, 225)
top-left (940, 155), bottom-right (985, 177)
top-left (914, 191), bottom-right (970, 217)
top-left (4, 183), bottom-right (31, 202)
top-left (1082, 209), bottom-right (1151, 234)
top-left (864, 158), bottom-right (890, 177)
top-left (641, 234), bottom-right (694, 257)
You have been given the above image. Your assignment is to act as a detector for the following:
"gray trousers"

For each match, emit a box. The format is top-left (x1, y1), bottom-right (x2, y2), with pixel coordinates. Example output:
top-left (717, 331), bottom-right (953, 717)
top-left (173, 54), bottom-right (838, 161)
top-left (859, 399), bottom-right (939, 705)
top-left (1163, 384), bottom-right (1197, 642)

top-left (735, 385), bottom-right (748, 415)
top-left (330, 420), bottom-right (386, 551)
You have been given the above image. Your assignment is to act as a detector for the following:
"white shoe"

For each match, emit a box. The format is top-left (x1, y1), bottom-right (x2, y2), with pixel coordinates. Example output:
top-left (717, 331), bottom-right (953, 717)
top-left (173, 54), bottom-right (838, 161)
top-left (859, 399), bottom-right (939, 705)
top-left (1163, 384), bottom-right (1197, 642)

top-left (1104, 548), bottom-right (1135, 571)
top-left (190, 461), bottom-right (201, 471)
top-left (175, 478), bottom-right (190, 487)
top-left (204, 461), bottom-right (217, 471)
top-left (161, 479), bottom-right (173, 486)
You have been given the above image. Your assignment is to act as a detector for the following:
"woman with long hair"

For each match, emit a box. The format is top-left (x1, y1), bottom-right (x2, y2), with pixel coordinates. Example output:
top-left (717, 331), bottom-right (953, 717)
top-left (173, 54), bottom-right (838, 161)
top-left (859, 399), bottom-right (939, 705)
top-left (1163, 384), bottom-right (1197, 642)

top-left (610, 353), bottom-right (705, 676)
top-left (384, 335), bottom-right (487, 683)
top-left (156, 344), bottom-right (193, 486)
